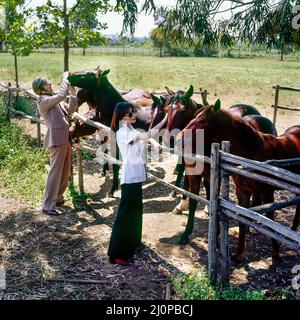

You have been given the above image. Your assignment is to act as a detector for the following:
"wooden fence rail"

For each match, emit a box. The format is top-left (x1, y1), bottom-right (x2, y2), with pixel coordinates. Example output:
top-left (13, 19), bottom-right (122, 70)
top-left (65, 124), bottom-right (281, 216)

top-left (272, 84), bottom-right (300, 126)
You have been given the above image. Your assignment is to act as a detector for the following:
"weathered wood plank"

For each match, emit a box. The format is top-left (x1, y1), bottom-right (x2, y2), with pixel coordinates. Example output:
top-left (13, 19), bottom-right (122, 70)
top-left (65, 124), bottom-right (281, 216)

top-left (220, 141), bottom-right (230, 284)
top-left (220, 199), bottom-right (300, 243)
top-left (220, 152), bottom-right (300, 187)
top-left (208, 143), bottom-right (220, 284)
top-left (221, 163), bottom-right (300, 195)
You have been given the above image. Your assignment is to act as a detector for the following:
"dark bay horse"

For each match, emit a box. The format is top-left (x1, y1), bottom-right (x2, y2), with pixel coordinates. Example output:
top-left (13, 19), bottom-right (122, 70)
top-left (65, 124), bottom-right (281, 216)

top-left (159, 87), bottom-right (278, 244)
top-left (68, 68), bottom-right (156, 196)
top-left (68, 69), bottom-right (170, 196)
top-left (182, 101), bottom-right (300, 261)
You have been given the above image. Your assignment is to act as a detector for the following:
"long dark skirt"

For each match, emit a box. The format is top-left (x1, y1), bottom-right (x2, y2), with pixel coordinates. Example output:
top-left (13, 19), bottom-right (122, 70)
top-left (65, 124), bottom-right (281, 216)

top-left (107, 182), bottom-right (143, 260)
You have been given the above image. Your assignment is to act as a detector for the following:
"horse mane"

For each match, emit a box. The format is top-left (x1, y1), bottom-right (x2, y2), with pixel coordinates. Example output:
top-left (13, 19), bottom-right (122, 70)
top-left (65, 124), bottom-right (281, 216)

top-left (205, 105), bottom-right (298, 161)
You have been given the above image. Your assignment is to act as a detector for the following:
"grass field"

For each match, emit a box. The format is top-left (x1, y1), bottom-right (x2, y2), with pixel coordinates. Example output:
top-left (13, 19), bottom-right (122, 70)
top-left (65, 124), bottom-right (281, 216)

top-left (0, 52), bottom-right (299, 132)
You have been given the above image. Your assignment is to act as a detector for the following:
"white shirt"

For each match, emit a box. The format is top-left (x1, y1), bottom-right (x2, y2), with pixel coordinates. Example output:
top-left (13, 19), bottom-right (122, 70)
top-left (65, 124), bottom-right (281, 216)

top-left (116, 122), bottom-right (147, 185)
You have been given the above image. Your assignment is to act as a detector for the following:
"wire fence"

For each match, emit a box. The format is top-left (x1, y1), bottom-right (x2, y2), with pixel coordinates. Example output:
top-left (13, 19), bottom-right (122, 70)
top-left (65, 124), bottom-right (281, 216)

top-left (28, 46), bottom-right (300, 61)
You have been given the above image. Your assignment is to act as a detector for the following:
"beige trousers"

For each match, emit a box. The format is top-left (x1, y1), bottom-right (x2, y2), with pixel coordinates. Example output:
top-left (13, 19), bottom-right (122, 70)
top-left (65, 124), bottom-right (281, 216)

top-left (43, 143), bottom-right (71, 211)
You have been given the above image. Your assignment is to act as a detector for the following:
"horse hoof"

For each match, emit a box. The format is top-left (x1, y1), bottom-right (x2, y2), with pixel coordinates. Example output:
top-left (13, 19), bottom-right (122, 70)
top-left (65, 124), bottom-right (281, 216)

top-left (106, 192), bottom-right (114, 198)
top-left (178, 236), bottom-right (189, 245)
top-left (203, 205), bottom-right (209, 214)
top-left (231, 253), bottom-right (243, 263)
top-left (172, 208), bottom-right (182, 215)
top-left (272, 253), bottom-right (281, 261)
top-left (170, 191), bottom-right (177, 198)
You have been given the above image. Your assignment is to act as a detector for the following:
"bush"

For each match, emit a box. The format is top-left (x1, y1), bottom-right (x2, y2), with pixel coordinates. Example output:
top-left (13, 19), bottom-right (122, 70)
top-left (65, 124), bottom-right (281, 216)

top-left (194, 46), bottom-right (219, 57)
top-left (171, 266), bottom-right (268, 300)
top-left (13, 96), bottom-right (35, 116)
top-left (0, 94), bottom-right (48, 207)
top-left (163, 46), bottom-right (191, 57)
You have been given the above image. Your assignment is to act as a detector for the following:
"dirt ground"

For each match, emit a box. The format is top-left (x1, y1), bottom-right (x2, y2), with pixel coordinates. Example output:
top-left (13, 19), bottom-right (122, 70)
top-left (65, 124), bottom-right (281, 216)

top-left (0, 102), bottom-right (300, 300)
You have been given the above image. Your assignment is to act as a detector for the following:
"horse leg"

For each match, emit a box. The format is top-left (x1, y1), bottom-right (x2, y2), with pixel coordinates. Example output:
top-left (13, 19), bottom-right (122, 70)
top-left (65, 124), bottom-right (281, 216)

top-left (172, 175), bottom-right (190, 214)
top-left (292, 204), bottom-right (300, 231)
top-left (179, 175), bottom-right (201, 245)
top-left (232, 189), bottom-right (251, 262)
top-left (262, 191), bottom-right (280, 259)
top-left (203, 179), bottom-right (210, 214)
top-left (107, 149), bottom-right (119, 197)
top-left (171, 158), bottom-right (185, 198)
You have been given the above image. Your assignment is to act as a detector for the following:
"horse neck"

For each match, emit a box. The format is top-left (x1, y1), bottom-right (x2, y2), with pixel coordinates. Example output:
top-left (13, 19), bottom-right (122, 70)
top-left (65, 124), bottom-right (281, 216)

top-left (211, 113), bottom-right (267, 159)
top-left (96, 78), bottom-right (125, 125)
top-left (212, 112), bottom-right (295, 161)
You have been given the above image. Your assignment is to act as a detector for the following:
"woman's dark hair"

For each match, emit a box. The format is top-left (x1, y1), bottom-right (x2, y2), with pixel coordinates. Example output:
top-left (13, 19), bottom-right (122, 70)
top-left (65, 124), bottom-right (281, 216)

top-left (111, 102), bottom-right (136, 132)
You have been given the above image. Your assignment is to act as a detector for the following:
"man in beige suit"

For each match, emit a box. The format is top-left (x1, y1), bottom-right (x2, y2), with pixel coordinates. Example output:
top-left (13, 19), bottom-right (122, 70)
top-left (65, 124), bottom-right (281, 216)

top-left (32, 73), bottom-right (77, 215)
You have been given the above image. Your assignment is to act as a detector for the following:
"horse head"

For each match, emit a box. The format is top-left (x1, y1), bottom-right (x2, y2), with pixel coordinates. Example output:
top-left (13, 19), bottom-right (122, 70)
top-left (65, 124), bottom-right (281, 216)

top-left (180, 99), bottom-right (226, 154)
top-left (162, 85), bottom-right (203, 147)
top-left (149, 92), bottom-right (169, 129)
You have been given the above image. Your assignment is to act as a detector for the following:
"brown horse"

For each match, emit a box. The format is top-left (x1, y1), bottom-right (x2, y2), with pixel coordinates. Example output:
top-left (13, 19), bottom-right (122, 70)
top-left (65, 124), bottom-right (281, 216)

top-left (182, 101), bottom-right (300, 261)
top-left (159, 87), bottom-right (276, 245)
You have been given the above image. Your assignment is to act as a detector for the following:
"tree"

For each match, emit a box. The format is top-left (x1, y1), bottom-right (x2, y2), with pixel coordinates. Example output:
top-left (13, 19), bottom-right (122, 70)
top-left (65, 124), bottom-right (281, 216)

top-left (228, 0), bottom-right (300, 60)
top-left (150, 27), bottom-right (166, 57)
top-left (118, 1), bottom-right (300, 59)
top-left (36, 0), bottom-right (110, 71)
top-left (0, 0), bottom-right (40, 88)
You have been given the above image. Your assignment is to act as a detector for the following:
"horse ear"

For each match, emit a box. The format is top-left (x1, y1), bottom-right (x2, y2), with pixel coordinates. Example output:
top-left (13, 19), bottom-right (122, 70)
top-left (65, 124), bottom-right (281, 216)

top-left (101, 69), bottom-right (110, 77)
top-left (160, 95), bottom-right (166, 105)
top-left (214, 99), bottom-right (221, 111)
top-left (151, 93), bottom-right (160, 105)
top-left (185, 85), bottom-right (194, 98)
top-left (197, 103), bottom-right (204, 109)
top-left (165, 87), bottom-right (175, 95)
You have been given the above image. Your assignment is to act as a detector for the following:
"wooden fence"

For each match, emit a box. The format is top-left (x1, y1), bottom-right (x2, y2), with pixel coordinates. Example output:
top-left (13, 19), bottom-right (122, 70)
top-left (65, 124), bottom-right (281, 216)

top-left (272, 85), bottom-right (300, 127)
top-left (1, 81), bottom-right (300, 286)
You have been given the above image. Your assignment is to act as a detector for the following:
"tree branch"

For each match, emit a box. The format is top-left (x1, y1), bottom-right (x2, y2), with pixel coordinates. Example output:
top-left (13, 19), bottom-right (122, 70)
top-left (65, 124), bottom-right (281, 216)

top-left (68, 0), bottom-right (82, 17)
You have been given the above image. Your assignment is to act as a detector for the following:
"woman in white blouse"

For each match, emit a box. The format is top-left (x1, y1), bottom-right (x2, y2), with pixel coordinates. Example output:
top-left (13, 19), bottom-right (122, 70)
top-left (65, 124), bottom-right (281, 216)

top-left (108, 102), bottom-right (168, 265)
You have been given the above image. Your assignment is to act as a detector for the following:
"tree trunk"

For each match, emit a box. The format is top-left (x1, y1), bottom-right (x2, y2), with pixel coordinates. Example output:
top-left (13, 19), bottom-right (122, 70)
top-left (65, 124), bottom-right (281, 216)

top-left (63, 0), bottom-right (69, 71)
top-left (14, 53), bottom-right (19, 99)
top-left (82, 47), bottom-right (86, 56)
top-left (280, 46), bottom-right (284, 61)
top-left (159, 45), bottom-right (162, 57)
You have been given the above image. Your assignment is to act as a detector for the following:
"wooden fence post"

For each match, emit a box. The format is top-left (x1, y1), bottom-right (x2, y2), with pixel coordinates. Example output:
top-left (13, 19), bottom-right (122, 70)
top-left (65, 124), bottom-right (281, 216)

top-left (76, 147), bottom-right (84, 194)
top-left (220, 141), bottom-right (230, 284)
top-left (273, 85), bottom-right (280, 126)
top-left (69, 152), bottom-right (74, 187)
top-left (208, 142), bottom-right (220, 284)
top-left (36, 106), bottom-right (41, 147)
top-left (7, 82), bottom-right (11, 122)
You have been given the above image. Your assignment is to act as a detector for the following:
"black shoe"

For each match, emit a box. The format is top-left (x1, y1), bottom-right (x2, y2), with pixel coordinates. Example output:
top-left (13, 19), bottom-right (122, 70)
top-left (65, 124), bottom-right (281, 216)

top-left (42, 209), bottom-right (60, 216)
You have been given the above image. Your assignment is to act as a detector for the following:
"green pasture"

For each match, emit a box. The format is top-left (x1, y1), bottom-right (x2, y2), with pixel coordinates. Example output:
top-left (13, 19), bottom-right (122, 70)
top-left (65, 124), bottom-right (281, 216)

top-left (0, 52), bottom-right (299, 123)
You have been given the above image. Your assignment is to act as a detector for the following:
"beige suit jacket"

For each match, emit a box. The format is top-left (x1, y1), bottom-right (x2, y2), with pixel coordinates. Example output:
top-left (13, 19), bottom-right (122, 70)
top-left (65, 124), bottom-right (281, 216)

top-left (36, 80), bottom-right (77, 149)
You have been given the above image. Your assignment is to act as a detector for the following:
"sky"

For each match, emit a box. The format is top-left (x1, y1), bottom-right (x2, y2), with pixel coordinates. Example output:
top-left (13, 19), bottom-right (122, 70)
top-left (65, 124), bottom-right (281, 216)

top-left (25, 0), bottom-right (177, 37)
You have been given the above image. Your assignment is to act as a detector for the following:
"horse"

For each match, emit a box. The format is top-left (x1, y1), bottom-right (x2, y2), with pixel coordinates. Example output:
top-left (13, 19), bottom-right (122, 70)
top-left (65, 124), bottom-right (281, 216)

top-left (159, 86), bottom-right (278, 244)
top-left (181, 100), bottom-right (300, 261)
top-left (68, 68), bottom-right (155, 196)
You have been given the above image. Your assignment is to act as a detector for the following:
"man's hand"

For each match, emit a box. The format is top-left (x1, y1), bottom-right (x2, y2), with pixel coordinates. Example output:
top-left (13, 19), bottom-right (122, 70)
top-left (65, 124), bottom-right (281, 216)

top-left (62, 71), bottom-right (70, 84)
top-left (69, 85), bottom-right (77, 96)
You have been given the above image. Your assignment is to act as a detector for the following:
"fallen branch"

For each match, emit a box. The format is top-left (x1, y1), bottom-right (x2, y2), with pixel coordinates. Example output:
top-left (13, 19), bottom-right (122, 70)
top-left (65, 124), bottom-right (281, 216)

top-left (45, 278), bottom-right (108, 285)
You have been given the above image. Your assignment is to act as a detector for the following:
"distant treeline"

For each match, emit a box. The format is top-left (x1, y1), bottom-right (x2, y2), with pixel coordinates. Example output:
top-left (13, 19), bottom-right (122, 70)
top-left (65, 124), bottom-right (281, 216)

top-left (29, 46), bottom-right (300, 61)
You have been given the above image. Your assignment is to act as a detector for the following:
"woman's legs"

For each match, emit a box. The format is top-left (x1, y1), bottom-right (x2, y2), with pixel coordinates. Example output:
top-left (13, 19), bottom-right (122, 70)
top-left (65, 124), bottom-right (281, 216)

top-left (107, 182), bottom-right (143, 261)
